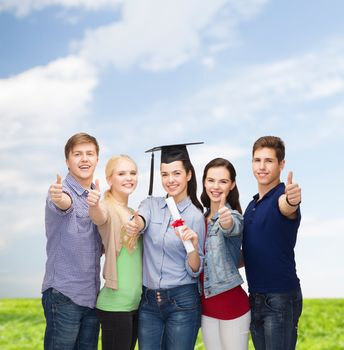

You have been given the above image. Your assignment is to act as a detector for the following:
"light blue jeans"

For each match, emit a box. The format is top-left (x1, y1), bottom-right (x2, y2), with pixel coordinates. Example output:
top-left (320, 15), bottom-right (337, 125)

top-left (42, 288), bottom-right (99, 350)
top-left (249, 288), bottom-right (303, 350)
top-left (138, 284), bottom-right (201, 350)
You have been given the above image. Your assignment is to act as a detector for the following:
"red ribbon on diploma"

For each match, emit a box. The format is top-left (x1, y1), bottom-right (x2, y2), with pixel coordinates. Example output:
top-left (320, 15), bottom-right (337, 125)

top-left (171, 219), bottom-right (185, 228)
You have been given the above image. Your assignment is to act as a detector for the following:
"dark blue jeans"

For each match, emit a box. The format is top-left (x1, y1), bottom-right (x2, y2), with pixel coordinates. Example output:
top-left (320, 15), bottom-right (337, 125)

top-left (42, 288), bottom-right (100, 350)
top-left (138, 284), bottom-right (201, 350)
top-left (249, 288), bottom-right (303, 350)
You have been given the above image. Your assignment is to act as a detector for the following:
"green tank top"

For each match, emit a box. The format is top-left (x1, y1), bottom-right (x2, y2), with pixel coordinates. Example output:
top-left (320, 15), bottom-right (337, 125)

top-left (96, 238), bottom-right (142, 312)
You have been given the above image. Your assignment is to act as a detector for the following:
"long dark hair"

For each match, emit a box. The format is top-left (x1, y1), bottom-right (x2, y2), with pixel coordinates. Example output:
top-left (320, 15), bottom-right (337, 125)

top-left (182, 159), bottom-right (203, 212)
top-left (200, 158), bottom-right (242, 214)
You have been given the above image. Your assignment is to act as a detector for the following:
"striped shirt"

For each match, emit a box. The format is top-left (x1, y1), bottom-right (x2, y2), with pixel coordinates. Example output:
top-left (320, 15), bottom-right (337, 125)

top-left (42, 174), bottom-right (102, 308)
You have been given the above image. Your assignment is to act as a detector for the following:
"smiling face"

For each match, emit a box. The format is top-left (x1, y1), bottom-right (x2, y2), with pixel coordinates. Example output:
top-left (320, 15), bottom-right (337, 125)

top-left (252, 147), bottom-right (285, 192)
top-left (204, 166), bottom-right (235, 206)
top-left (160, 160), bottom-right (191, 203)
top-left (107, 157), bottom-right (138, 199)
top-left (65, 142), bottom-right (98, 188)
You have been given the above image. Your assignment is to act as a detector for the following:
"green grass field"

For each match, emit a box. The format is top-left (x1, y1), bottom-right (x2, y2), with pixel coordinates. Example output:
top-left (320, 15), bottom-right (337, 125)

top-left (0, 298), bottom-right (343, 349)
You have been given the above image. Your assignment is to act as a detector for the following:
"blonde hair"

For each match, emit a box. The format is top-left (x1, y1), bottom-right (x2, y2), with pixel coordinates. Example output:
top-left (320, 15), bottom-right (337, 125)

top-left (104, 155), bottom-right (137, 201)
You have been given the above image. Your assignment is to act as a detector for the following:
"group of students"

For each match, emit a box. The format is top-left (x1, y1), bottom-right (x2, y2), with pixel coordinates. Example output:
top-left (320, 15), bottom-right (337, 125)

top-left (41, 132), bottom-right (302, 350)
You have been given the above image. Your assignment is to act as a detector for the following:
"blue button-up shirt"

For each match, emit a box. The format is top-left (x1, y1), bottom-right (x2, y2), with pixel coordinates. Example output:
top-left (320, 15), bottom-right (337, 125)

top-left (42, 174), bottom-right (102, 308)
top-left (139, 196), bottom-right (205, 290)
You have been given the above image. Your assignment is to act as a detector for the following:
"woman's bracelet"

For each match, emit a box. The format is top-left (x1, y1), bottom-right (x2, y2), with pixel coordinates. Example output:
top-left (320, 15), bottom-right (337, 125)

top-left (286, 195), bottom-right (301, 207)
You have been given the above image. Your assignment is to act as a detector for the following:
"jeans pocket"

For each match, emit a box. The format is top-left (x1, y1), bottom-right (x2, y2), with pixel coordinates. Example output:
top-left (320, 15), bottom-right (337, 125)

top-left (42, 289), bottom-right (49, 313)
top-left (51, 288), bottom-right (72, 305)
top-left (139, 289), bottom-right (149, 307)
top-left (264, 293), bottom-right (290, 314)
top-left (172, 290), bottom-right (199, 311)
top-left (293, 289), bottom-right (303, 320)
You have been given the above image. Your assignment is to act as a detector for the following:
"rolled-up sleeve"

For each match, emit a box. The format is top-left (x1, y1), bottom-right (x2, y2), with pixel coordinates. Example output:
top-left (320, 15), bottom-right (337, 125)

top-left (185, 216), bottom-right (205, 277)
top-left (46, 190), bottom-right (74, 216)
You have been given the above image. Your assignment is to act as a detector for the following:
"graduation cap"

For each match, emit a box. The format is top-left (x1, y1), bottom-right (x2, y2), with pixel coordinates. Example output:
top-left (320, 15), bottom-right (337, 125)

top-left (145, 142), bottom-right (204, 196)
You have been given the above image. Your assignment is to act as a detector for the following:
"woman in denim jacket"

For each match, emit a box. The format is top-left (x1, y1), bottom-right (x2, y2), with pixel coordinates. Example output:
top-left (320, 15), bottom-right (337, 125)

top-left (200, 158), bottom-right (251, 350)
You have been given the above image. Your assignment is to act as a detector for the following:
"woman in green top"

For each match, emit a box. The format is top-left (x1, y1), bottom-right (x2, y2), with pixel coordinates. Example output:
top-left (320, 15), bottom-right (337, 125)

top-left (87, 155), bottom-right (142, 350)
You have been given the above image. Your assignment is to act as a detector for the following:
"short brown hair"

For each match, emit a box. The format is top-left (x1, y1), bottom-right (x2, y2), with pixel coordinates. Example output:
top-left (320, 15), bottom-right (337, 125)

top-left (64, 132), bottom-right (99, 159)
top-left (252, 136), bottom-right (285, 162)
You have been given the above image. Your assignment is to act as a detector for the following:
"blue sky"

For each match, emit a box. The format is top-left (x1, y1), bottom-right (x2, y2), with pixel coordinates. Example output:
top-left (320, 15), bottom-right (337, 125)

top-left (1, 0), bottom-right (343, 298)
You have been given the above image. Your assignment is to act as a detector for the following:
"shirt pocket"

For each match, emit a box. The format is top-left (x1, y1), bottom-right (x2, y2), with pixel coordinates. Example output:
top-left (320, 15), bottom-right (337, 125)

top-left (76, 212), bottom-right (93, 234)
top-left (149, 217), bottom-right (164, 245)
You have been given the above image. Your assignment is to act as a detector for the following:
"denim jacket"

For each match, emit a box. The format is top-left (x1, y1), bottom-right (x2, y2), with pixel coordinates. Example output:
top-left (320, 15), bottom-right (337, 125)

top-left (202, 204), bottom-right (244, 298)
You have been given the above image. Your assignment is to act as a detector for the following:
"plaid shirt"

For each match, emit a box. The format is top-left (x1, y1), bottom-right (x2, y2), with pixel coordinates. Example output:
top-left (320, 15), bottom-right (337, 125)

top-left (42, 173), bottom-right (102, 308)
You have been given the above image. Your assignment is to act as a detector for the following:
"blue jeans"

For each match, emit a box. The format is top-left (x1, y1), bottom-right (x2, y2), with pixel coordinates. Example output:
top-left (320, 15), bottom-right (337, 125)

top-left (42, 288), bottom-right (100, 350)
top-left (138, 284), bottom-right (201, 350)
top-left (249, 288), bottom-right (303, 350)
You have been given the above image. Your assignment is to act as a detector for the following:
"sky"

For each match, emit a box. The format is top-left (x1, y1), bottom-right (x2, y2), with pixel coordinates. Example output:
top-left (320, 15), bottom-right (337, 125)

top-left (0, 0), bottom-right (343, 299)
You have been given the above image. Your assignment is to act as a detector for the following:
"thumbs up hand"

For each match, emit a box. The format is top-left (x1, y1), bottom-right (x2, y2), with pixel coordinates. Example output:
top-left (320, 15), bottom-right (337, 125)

top-left (218, 193), bottom-right (233, 230)
top-left (87, 179), bottom-right (101, 207)
top-left (125, 211), bottom-right (141, 251)
top-left (49, 174), bottom-right (63, 205)
top-left (133, 210), bottom-right (139, 226)
top-left (285, 171), bottom-right (301, 206)
top-left (219, 192), bottom-right (226, 210)
top-left (125, 211), bottom-right (140, 237)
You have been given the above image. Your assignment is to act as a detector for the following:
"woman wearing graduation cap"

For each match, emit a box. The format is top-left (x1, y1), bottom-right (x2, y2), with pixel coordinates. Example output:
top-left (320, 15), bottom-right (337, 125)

top-left (126, 142), bottom-right (205, 350)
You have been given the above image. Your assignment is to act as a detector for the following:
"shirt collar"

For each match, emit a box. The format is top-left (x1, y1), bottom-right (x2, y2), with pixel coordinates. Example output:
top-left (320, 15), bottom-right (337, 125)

top-left (66, 173), bottom-right (94, 196)
top-left (159, 195), bottom-right (192, 213)
top-left (253, 182), bottom-right (284, 202)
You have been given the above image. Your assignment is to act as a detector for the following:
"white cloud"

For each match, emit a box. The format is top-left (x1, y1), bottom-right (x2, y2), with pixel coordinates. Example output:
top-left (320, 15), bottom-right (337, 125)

top-left (1, 1), bottom-right (269, 71)
top-left (0, 0), bottom-right (122, 16)
top-left (191, 143), bottom-right (247, 169)
top-left (201, 56), bottom-right (217, 69)
top-left (300, 216), bottom-right (344, 238)
top-left (305, 77), bottom-right (344, 99)
top-left (165, 39), bottom-right (344, 145)
top-left (295, 216), bottom-right (344, 298)
top-left (0, 55), bottom-right (98, 150)
top-left (88, 37), bottom-right (344, 159)
top-left (0, 238), bottom-right (6, 250)
top-left (75, 0), bottom-right (268, 71)
top-left (0, 54), bottom-right (99, 216)
top-left (0, 196), bottom-right (45, 253)
top-left (1, 201), bottom-right (44, 236)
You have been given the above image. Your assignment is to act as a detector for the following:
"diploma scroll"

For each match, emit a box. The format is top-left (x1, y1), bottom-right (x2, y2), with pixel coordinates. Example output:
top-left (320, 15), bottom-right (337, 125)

top-left (165, 197), bottom-right (195, 253)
